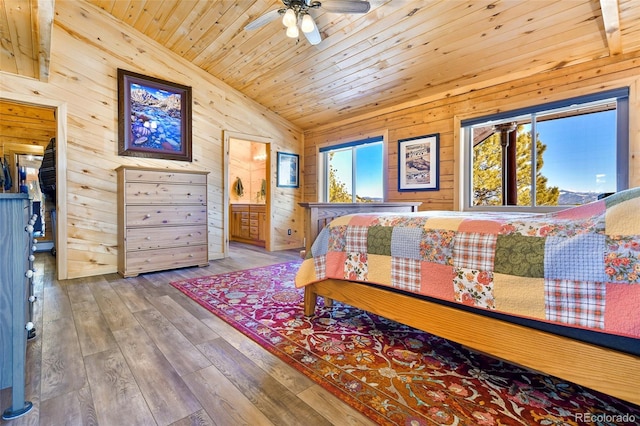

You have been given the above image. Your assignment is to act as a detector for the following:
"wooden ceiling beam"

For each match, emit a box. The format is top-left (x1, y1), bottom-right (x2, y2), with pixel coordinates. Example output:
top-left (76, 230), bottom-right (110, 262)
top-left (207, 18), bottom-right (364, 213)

top-left (600, 0), bottom-right (622, 55)
top-left (34, 0), bottom-right (54, 81)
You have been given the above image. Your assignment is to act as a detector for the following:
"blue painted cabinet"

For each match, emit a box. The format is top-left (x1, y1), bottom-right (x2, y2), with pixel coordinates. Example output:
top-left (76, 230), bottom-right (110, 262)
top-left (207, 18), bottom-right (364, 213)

top-left (0, 194), bottom-right (33, 419)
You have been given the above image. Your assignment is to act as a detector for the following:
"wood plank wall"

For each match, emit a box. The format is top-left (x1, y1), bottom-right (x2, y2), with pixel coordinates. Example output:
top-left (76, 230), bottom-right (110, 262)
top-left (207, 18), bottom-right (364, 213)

top-left (303, 53), bottom-right (640, 210)
top-left (0, 1), bottom-right (304, 279)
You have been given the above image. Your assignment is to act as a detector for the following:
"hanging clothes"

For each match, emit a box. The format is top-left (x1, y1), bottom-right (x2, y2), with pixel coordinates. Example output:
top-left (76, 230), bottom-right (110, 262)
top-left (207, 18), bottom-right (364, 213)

top-left (0, 158), bottom-right (5, 190)
top-left (39, 137), bottom-right (56, 199)
top-left (233, 177), bottom-right (244, 197)
top-left (2, 157), bottom-right (12, 191)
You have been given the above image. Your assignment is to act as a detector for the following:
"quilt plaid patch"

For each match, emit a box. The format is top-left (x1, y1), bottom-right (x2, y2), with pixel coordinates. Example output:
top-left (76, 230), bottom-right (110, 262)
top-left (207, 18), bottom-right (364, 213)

top-left (345, 226), bottom-right (369, 253)
top-left (391, 257), bottom-right (421, 292)
top-left (453, 232), bottom-right (497, 271)
top-left (545, 279), bottom-right (605, 329)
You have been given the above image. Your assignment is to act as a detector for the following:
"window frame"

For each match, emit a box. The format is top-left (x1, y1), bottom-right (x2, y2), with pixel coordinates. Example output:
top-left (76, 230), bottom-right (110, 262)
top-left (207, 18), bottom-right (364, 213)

top-left (318, 135), bottom-right (386, 203)
top-left (461, 88), bottom-right (629, 212)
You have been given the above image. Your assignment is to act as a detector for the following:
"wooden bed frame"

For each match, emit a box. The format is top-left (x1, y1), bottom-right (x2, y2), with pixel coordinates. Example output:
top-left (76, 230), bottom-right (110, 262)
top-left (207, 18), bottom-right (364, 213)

top-left (298, 201), bottom-right (640, 406)
top-left (303, 279), bottom-right (640, 406)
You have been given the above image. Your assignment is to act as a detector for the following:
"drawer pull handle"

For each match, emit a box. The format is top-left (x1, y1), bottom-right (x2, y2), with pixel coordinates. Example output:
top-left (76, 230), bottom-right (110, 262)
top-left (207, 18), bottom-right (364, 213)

top-left (187, 213), bottom-right (192, 216)
top-left (145, 192), bottom-right (150, 195)
top-left (145, 214), bottom-right (151, 218)
top-left (188, 233), bottom-right (193, 237)
top-left (146, 236), bottom-right (151, 240)
top-left (188, 254), bottom-right (193, 258)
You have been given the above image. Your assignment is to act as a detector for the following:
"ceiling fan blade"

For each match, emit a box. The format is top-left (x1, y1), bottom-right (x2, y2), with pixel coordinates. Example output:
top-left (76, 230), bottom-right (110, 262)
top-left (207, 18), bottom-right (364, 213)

top-left (303, 23), bottom-right (322, 45)
top-left (244, 9), bottom-right (282, 31)
top-left (320, 0), bottom-right (370, 13)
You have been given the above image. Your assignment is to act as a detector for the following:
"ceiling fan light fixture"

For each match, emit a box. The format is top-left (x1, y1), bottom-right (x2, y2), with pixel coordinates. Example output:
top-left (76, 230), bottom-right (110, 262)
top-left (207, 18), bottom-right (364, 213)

top-left (282, 8), bottom-right (297, 27)
top-left (286, 24), bottom-right (299, 38)
top-left (301, 13), bottom-right (316, 33)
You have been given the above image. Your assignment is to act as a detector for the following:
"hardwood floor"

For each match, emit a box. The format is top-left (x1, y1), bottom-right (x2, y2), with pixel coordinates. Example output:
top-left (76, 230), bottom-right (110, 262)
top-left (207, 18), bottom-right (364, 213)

top-left (1, 243), bottom-right (374, 426)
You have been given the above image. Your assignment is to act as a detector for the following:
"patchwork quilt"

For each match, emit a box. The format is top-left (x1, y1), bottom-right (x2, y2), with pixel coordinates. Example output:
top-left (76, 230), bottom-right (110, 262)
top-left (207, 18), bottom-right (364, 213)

top-left (295, 187), bottom-right (640, 339)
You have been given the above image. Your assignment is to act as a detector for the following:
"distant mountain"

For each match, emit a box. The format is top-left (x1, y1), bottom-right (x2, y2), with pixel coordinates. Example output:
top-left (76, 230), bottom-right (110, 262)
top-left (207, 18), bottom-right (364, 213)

top-left (357, 196), bottom-right (384, 203)
top-left (157, 94), bottom-right (182, 112)
top-left (558, 190), bottom-right (599, 205)
top-left (130, 88), bottom-right (158, 105)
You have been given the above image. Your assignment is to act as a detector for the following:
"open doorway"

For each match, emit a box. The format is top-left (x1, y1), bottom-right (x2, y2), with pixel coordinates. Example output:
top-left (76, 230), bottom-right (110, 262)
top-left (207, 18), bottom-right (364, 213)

top-left (1, 102), bottom-right (55, 253)
top-left (1, 96), bottom-right (67, 279)
top-left (223, 132), bottom-right (272, 256)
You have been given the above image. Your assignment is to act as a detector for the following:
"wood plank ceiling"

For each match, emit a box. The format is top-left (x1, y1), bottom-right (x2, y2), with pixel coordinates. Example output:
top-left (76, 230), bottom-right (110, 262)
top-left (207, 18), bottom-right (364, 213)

top-left (2, 0), bottom-right (640, 130)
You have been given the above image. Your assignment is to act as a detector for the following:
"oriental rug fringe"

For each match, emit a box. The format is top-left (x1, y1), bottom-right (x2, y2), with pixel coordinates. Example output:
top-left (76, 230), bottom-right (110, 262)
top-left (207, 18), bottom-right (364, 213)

top-left (171, 262), bottom-right (639, 425)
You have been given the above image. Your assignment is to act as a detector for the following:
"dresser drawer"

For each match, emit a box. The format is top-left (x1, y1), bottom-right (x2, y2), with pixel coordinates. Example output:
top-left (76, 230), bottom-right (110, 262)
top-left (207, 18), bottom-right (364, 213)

top-left (126, 205), bottom-right (206, 227)
top-left (125, 169), bottom-right (207, 185)
top-left (124, 245), bottom-right (208, 276)
top-left (125, 182), bottom-right (206, 205)
top-left (125, 225), bottom-right (207, 250)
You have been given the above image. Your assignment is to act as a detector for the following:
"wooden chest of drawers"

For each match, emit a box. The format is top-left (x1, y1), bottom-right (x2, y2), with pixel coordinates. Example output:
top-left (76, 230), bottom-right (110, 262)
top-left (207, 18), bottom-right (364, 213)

top-left (117, 166), bottom-right (209, 277)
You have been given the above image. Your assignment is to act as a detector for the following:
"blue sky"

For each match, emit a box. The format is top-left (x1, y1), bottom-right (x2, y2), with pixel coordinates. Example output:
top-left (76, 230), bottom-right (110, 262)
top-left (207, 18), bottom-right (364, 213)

top-left (331, 143), bottom-right (384, 200)
top-left (531, 110), bottom-right (616, 193)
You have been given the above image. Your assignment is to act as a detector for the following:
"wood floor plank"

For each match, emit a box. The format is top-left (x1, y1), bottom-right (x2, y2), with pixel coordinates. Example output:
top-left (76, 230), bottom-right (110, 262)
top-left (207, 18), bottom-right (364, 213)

top-left (39, 389), bottom-right (83, 426)
top-left (71, 300), bottom-right (118, 356)
top-left (89, 277), bottom-right (139, 331)
top-left (42, 285), bottom-right (72, 322)
top-left (182, 364), bottom-right (275, 426)
top-left (84, 348), bottom-right (156, 426)
top-left (197, 338), bottom-right (332, 426)
top-left (24, 331), bottom-right (42, 405)
top-left (76, 384), bottom-right (99, 426)
top-left (66, 281), bottom-right (96, 305)
top-left (109, 279), bottom-right (155, 313)
top-left (200, 315), bottom-right (316, 395)
top-left (112, 326), bottom-right (202, 425)
top-left (127, 275), bottom-right (172, 298)
top-left (134, 307), bottom-right (212, 376)
top-left (297, 385), bottom-right (376, 426)
top-left (148, 295), bottom-right (220, 345)
top-left (170, 408), bottom-right (216, 426)
top-left (40, 316), bottom-right (87, 401)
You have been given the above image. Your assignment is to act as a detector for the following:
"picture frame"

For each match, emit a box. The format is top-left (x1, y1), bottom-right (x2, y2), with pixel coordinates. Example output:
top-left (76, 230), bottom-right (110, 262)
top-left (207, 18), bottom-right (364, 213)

top-left (117, 69), bottom-right (192, 161)
top-left (398, 133), bottom-right (439, 191)
top-left (276, 152), bottom-right (299, 188)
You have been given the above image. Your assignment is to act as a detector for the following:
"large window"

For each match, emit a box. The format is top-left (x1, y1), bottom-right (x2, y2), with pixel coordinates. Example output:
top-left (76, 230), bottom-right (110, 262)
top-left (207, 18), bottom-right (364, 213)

top-left (320, 137), bottom-right (384, 202)
top-left (462, 89), bottom-right (629, 211)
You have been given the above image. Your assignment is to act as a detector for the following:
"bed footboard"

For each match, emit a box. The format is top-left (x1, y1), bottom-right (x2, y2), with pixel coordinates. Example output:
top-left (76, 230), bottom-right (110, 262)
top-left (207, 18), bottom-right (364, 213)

top-left (302, 279), bottom-right (640, 406)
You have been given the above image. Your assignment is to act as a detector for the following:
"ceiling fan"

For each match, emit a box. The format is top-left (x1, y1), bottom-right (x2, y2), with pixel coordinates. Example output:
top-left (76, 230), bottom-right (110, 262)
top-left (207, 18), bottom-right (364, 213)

top-left (244, 0), bottom-right (371, 45)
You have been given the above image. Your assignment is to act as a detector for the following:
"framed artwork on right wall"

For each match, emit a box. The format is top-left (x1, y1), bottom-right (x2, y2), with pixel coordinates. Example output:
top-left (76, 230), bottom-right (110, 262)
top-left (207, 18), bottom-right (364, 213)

top-left (398, 133), bottom-right (439, 191)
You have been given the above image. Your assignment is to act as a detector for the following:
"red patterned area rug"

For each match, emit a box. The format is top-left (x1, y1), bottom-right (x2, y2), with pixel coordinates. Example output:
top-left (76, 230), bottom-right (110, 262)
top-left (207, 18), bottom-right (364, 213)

top-left (171, 262), bottom-right (639, 425)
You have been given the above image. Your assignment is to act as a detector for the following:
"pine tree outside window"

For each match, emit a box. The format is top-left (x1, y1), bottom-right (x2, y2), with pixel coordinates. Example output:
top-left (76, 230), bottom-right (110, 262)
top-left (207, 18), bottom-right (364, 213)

top-left (462, 89), bottom-right (629, 211)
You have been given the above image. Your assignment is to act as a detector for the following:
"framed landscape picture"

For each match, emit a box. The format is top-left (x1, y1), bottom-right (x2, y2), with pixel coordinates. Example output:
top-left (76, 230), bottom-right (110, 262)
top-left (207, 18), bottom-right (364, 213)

top-left (117, 69), bottom-right (192, 161)
top-left (277, 152), bottom-right (299, 188)
top-left (398, 133), bottom-right (439, 191)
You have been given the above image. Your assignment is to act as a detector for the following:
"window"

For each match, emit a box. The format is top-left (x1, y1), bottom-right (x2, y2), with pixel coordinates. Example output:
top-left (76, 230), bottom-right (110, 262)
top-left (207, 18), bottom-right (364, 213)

top-left (319, 137), bottom-right (384, 202)
top-left (462, 89), bottom-right (629, 210)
